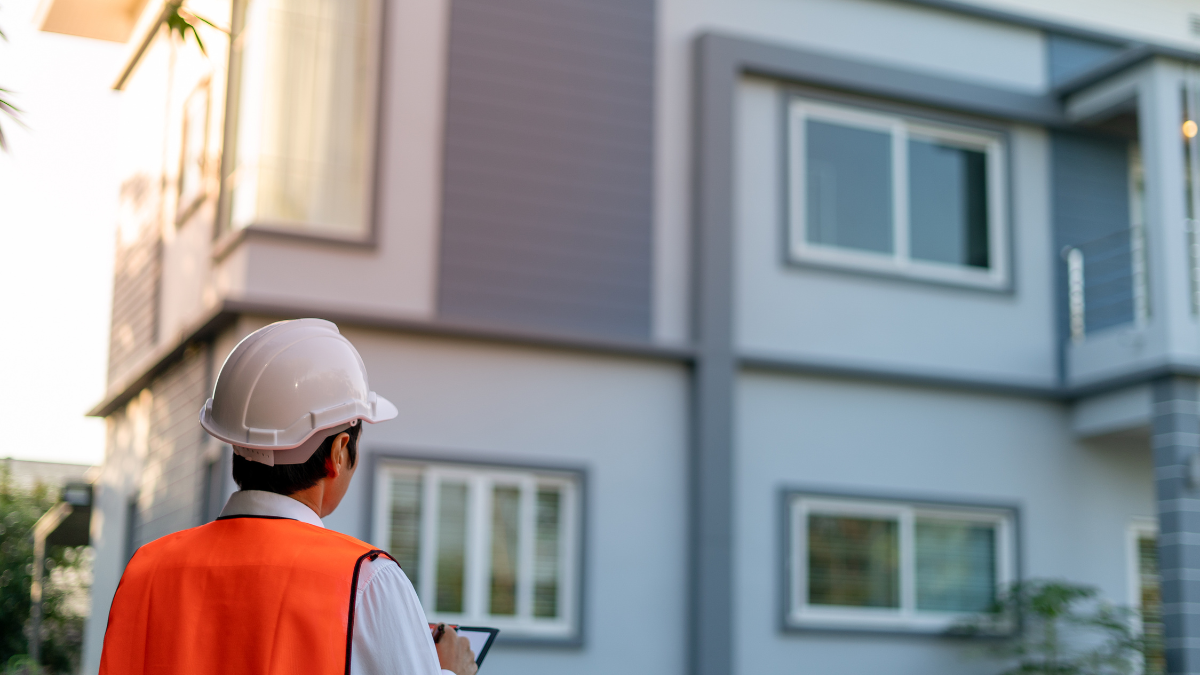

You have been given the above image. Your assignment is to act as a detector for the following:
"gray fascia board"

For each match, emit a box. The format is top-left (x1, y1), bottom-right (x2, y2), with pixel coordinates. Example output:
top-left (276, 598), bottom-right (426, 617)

top-left (892, 0), bottom-right (1200, 63)
top-left (707, 33), bottom-right (1066, 125)
top-left (740, 352), bottom-right (1062, 400)
top-left (889, 0), bottom-right (1127, 46)
top-left (1051, 45), bottom-right (1156, 97)
top-left (1051, 43), bottom-right (1200, 97)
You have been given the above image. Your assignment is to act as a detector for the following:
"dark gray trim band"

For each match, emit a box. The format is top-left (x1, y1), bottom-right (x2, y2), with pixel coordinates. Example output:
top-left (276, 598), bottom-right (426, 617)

top-left (741, 352), bottom-right (1060, 399)
top-left (86, 298), bottom-right (695, 418)
top-left (690, 32), bottom-right (738, 675)
top-left (365, 448), bottom-right (588, 648)
top-left (722, 33), bottom-right (1065, 125)
top-left (893, 0), bottom-right (1122, 47)
top-left (86, 293), bottom-right (1200, 421)
top-left (894, 0), bottom-right (1200, 73)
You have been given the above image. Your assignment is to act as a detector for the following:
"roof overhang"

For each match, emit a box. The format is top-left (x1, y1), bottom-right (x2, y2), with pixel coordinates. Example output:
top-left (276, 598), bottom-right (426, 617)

top-left (33, 0), bottom-right (150, 42)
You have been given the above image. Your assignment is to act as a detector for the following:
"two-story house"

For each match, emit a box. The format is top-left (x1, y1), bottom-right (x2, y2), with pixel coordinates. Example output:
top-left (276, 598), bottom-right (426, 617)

top-left (35, 0), bottom-right (1200, 672)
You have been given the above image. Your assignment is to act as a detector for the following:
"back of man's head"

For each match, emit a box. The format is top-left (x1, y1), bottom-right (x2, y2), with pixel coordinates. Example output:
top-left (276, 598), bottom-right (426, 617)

top-left (232, 424), bottom-right (361, 496)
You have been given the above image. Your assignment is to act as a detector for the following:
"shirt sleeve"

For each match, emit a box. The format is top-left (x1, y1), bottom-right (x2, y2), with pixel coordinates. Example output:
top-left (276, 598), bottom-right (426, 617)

top-left (350, 558), bottom-right (455, 675)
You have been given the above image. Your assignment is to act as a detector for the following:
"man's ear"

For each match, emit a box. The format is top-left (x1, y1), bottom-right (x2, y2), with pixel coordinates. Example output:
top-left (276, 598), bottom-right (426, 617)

top-left (325, 432), bottom-right (350, 479)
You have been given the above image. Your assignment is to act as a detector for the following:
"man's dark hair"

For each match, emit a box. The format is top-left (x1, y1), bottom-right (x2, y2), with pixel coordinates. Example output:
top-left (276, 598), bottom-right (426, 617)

top-left (232, 424), bottom-right (361, 495)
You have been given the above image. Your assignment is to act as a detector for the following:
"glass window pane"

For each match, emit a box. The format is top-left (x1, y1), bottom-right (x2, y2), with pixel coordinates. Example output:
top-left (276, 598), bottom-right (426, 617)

top-left (1140, 535), bottom-right (1165, 675)
top-left (435, 481), bottom-right (468, 613)
top-left (533, 488), bottom-right (561, 618)
top-left (231, 0), bottom-right (376, 236)
top-left (179, 87), bottom-right (208, 210)
top-left (388, 474), bottom-right (422, 591)
top-left (490, 486), bottom-right (521, 616)
top-left (914, 518), bottom-right (995, 612)
top-left (908, 139), bottom-right (990, 268)
top-left (804, 119), bottom-right (894, 255)
top-left (807, 514), bottom-right (900, 608)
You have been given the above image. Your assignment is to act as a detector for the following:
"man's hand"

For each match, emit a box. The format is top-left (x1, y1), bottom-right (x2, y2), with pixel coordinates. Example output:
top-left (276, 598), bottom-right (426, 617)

top-left (435, 626), bottom-right (477, 675)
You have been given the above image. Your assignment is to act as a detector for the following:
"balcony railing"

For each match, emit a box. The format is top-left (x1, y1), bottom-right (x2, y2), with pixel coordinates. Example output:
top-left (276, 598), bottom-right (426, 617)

top-left (1063, 225), bottom-right (1149, 343)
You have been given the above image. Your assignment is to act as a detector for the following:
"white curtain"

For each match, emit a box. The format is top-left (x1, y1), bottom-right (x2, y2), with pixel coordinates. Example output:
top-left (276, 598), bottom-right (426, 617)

top-left (232, 0), bottom-right (378, 236)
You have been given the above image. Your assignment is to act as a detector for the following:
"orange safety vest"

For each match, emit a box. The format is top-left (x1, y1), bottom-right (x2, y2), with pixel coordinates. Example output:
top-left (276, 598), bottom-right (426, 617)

top-left (99, 515), bottom-right (394, 675)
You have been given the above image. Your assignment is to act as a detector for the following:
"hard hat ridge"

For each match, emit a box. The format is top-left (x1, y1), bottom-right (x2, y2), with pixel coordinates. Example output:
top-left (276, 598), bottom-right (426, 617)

top-left (198, 319), bottom-right (398, 465)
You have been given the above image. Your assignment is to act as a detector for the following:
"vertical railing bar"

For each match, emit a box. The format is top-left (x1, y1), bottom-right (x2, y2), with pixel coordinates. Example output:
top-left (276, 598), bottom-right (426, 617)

top-left (1187, 73), bottom-right (1200, 315)
top-left (1189, 220), bottom-right (1200, 316)
top-left (1132, 224), bottom-right (1149, 326)
top-left (1065, 247), bottom-right (1086, 343)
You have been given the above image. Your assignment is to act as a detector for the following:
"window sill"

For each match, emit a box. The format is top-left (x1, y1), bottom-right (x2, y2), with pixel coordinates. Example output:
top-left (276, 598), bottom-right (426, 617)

top-left (784, 610), bottom-right (1012, 637)
top-left (787, 245), bottom-right (1013, 294)
top-left (212, 221), bottom-right (377, 263)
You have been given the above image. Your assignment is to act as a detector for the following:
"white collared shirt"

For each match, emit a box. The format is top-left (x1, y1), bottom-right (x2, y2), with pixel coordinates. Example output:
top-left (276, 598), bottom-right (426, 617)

top-left (219, 491), bottom-right (455, 675)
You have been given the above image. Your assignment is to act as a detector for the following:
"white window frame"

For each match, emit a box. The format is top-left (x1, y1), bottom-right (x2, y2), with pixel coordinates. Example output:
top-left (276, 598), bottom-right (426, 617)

top-left (1127, 518), bottom-right (1158, 609)
top-left (177, 81), bottom-right (211, 225)
top-left (788, 98), bottom-right (1010, 289)
top-left (373, 458), bottom-right (582, 640)
top-left (1127, 518), bottom-right (1159, 675)
top-left (788, 494), bottom-right (1016, 632)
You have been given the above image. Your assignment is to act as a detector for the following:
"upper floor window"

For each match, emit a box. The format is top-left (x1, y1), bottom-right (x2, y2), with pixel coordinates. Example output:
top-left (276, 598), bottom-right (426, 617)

top-left (373, 458), bottom-right (582, 641)
top-left (226, 0), bottom-right (381, 239)
top-left (177, 82), bottom-right (210, 223)
top-left (788, 98), bottom-right (1009, 289)
top-left (787, 493), bottom-right (1016, 632)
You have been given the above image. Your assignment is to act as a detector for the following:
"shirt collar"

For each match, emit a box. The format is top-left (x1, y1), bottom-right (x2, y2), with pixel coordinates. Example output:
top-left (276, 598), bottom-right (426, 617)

top-left (218, 490), bottom-right (325, 528)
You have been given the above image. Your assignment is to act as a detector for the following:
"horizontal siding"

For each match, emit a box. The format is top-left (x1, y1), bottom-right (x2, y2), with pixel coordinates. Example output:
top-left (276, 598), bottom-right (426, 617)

top-left (136, 346), bottom-right (209, 546)
top-left (437, 0), bottom-right (655, 340)
top-left (108, 174), bottom-right (162, 385)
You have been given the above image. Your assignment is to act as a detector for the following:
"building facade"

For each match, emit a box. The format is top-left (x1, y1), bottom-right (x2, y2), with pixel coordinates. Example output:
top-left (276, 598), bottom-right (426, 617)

top-left (35, 0), bottom-right (1200, 672)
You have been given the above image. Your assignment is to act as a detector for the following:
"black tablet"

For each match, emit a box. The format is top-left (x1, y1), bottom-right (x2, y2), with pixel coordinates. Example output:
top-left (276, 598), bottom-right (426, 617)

top-left (454, 626), bottom-right (499, 666)
top-left (431, 624), bottom-right (500, 667)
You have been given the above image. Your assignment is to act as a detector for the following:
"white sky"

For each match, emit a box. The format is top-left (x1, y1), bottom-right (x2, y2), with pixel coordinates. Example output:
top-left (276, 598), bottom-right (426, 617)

top-left (0, 0), bottom-right (123, 466)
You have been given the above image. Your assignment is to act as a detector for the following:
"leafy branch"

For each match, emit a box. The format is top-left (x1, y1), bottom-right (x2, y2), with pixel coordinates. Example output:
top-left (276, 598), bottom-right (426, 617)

top-left (952, 579), bottom-right (1155, 675)
top-left (0, 16), bottom-right (25, 153)
top-left (164, 2), bottom-right (224, 56)
top-left (0, 88), bottom-right (21, 153)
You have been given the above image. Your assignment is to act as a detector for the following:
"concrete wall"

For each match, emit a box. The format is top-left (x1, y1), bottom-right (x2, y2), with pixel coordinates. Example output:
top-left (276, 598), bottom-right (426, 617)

top-left (735, 371), bottom-right (1155, 674)
top-left (733, 77), bottom-right (1057, 386)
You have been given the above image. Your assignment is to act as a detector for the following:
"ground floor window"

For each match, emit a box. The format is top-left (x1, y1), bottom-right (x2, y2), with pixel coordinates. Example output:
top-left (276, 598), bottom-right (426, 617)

top-left (786, 492), bottom-right (1016, 632)
top-left (1129, 521), bottom-right (1163, 675)
top-left (373, 457), bottom-right (582, 640)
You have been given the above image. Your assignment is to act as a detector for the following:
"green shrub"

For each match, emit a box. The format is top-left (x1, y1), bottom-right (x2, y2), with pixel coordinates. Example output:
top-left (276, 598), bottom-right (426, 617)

top-left (0, 466), bottom-right (90, 675)
top-left (953, 579), bottom-right (1155, 675)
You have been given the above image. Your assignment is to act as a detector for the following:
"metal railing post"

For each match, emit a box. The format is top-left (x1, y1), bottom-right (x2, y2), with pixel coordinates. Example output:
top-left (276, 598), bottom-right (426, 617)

top-left (1188, 220), bottom-right (1200, 315)
top-left (1131, 224), bottom-right (1150, 326)
top-left (1065, 247), bottom-right (1086, 342)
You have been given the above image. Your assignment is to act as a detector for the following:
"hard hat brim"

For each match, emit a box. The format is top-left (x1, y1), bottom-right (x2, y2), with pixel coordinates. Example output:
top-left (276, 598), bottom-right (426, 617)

top-left (199, 392), bottom-right (399, 451)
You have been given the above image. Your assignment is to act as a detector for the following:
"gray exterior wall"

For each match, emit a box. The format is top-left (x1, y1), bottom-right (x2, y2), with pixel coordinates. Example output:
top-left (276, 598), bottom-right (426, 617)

top-left (733, 77), bottom-right (1058, 388)
top-left (321, 327), bottom-right (690, 675)
top-left (437, 0), bottom-right (655, 340)
top-left (133, 345), bottom-right (212, 545)
top-left (107, 179), bottom-right (161, 385)
top-left (82, 339), bottom-right (229, 675)
top-left (735, 372), bottom-right (1154, 673)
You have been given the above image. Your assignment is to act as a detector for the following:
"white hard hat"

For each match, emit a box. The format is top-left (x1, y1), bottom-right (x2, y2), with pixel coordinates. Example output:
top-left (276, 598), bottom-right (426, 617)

top-left (199, 318), bottom-right (398, 466)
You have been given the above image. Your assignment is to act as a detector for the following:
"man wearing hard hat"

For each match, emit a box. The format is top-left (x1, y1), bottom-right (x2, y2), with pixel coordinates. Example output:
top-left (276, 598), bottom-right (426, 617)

top-left (99, 319), bottom-right (477, 675)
